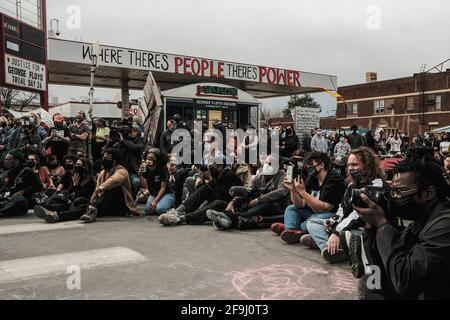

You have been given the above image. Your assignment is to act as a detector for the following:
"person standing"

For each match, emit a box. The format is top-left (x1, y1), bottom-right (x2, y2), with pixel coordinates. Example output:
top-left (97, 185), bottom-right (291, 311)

top-left (69, 111), bottom-right (90, 156)
top-left (311, 128), bottom-right (328, 153)
top-left (348, 125), bottom-right (365, 149)
top-left (45, 115), bottom-right (71, 164)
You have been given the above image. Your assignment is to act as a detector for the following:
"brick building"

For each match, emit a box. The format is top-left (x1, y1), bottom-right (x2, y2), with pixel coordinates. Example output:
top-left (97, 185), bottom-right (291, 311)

top-left (321, 70), bottom-right (450, 137)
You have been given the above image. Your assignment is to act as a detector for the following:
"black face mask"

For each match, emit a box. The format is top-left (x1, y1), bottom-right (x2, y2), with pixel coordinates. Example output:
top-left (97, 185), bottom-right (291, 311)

top-left (64, 163), bottom-right (74, 170)
top-left (388, 195), bottom-right (425, 221)
top-left (101, 159), bottom-right (114, 170)
top-left (26, 161), bottom-right (36, 168)
top-left (1, 122), bottom-right (7, 128)
top-left (349, 169), bottom-right (366, 185)
top-left (4, 159), bottom-right (16, 169)
top-left (74, 166), bottom-right (85, 175)
top-left (48, 162), bottom-right (58, 169)
top-left (306, 166), bottom-right (319, 179)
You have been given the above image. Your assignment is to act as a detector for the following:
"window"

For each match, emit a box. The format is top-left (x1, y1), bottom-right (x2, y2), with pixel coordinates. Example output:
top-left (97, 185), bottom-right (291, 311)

top-left (346, 103), bottom-right (358, 116)
top-left (374, 100), bottom-right (385, 114)
top-left (385, 99), bottom-right (394, 114)
top-left (436, 95), bottom-right (441, 110)
top-left (407, 96), bottom-right (415, 111)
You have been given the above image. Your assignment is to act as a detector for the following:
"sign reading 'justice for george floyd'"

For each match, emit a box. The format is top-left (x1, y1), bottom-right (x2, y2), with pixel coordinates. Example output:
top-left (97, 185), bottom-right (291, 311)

top-left (4, 54), bottom-right (47, 91)
top-left (48, 39), bottom-right (310, 87)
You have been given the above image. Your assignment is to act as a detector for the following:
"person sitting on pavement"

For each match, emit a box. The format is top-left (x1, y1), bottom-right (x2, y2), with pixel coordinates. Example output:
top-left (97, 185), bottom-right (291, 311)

top-left (33, 157), bottom-right (96, 223)
top-left (158, 154), bottom-right (243, 227)
top-left (272, 151), bottom-right (346, 244)
top-left (206, 154), bottom-right (289, 230)
top-left (0, 149), bottom-right (42, 217)
top-left (139, 148), bottom-right (175, 216)
top-left (45, 155), bottom-right (65, 186)
top-left (79, 148), bottom-right (140, 223)
top-left (55, 154), bottom-right (78, 192)
top-left (27, 152), bottom-right (55, 190)
top-left (302, 147), bottom-right (383, 264)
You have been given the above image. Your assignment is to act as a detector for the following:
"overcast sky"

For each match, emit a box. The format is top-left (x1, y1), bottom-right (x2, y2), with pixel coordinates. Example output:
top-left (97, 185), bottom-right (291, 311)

top-left (30, 0), bottom-right (450, 114)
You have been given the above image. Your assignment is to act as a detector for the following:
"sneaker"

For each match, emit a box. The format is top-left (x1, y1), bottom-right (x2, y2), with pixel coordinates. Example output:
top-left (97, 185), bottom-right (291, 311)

top-left (80, 206), bottom-right (98, 223)
top-left (322, 248), bottom-right (349, 263)
top-left (300, 234), bottom-right (319, 249)
top-left (237, 216), bottom-right (262, 230)
top-left (159, 213), bottom-right (185, 226)
top-left (271, 223), bottom-right (285, 235)
top-left (34, 205), bottom-right (59, 223)
top-left (206, 210), bottom-right (232, 230)
top-left (165, 208), bottom-right (185, 216)
top-left (349, 234), bottom-right (365, 278)
top-left (339, 230), bottom-right (352, 255)
top-left (280, 230), bottom-right (304, 244)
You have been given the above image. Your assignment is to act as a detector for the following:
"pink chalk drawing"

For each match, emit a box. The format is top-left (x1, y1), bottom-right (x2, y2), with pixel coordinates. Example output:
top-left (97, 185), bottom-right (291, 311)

top-left (226, 264), bottom-right (358, 300)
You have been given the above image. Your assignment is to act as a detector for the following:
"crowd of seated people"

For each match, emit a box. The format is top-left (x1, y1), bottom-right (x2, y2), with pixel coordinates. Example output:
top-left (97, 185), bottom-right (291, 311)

top-left (0, 112), bottom-right (449, 300)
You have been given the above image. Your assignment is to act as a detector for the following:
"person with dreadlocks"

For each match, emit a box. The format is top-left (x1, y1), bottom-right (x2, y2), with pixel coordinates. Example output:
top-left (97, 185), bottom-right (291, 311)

top-left (353, 146), bottom-right (450, 299)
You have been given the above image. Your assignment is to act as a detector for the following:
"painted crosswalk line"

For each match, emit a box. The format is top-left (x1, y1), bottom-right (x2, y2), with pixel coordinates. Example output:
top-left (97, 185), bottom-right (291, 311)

top-left (0, 222), bottom-right (84, 236)
top-left (0, 247), bottom-right (147, 283)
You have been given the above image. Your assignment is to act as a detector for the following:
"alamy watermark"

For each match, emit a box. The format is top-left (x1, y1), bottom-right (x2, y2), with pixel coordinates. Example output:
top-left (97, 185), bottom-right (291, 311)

top-left (66, 265), bottom-right (81, 290)
top-left (169, 122), bottom-right (280, 170)
top-left (366, 5), bottom-right (381, 30)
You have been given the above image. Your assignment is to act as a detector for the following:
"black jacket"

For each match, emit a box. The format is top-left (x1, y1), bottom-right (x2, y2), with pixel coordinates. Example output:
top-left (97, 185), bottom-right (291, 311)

top-left (376, 202), bottom-right (450, 299)
top-left (160, 129), bottom-right (175, 156)
top-left (215, 167), bottom-right (243, 202)
top-left (105, 137), bottom-right (145, 175)
top-left (9, 166), bottom-right (43, 203)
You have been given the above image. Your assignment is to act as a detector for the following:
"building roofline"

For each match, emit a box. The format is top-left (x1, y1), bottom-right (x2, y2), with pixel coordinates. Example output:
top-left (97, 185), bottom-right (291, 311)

top-left (338, 71), bottom-right (449, 90)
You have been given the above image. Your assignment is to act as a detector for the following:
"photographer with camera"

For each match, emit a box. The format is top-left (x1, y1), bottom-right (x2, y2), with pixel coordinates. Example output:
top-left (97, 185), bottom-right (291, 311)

top-left (0, 149), bottom-right (42, 217)
top-left (106, 124), bottom-right (145, 198)
top-left (206, 154), bottom-right (289, 230)
top-left (354, 147), bottom-right (450, 299)
top-left (273, 151), bottom-right (346, 244)
top-left (18, 117), bottom-right (42, 158)
top-left (159, 154), bottom-right (243, 226)
top-left (302, 148), bottom-right (383, 263)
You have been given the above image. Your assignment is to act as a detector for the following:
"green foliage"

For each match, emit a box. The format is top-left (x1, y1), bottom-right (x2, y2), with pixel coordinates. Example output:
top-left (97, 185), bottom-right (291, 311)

top-left (282, 94), bottom-right (321, 117)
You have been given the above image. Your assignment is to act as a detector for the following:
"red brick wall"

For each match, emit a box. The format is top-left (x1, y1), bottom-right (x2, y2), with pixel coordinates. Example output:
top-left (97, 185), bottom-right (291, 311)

top-left (320, 117), bottom-right (338, 129)
top-left (335, 71), bottom-right (450, 136)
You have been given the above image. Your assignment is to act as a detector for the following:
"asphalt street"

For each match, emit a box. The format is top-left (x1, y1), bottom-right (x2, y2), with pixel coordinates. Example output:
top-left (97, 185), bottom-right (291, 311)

top-left (0, 208), bottom-right (360, 300)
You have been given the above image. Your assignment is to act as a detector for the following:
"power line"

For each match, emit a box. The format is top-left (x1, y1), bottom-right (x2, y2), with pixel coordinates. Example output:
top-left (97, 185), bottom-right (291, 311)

top-left (24, 0), bottom-right (39, 8)
top-left (6, 0), bottom-right (40, 18)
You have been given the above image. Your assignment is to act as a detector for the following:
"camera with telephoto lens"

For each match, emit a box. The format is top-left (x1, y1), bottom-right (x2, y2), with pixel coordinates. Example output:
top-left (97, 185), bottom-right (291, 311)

top-left (350, 186), bottom-right (392, 209)
top-left (109, 125), bottom-right (131, 140)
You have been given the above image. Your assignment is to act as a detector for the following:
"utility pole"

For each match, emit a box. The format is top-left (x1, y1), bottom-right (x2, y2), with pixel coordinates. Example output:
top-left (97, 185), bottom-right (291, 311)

top-left (16, 0), bottom-right (22, 20)
top-left (87, 42), bottom-right (100, 162)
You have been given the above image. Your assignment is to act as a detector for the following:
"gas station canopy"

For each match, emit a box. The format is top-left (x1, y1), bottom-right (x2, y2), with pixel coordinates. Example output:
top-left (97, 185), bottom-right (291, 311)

top-left (48, 38), bottom-right (338, 98)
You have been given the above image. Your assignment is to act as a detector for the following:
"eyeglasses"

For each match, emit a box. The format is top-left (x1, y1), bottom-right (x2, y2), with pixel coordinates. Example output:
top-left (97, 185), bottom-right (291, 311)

top-left (390, 188), bottom-right (418, 199)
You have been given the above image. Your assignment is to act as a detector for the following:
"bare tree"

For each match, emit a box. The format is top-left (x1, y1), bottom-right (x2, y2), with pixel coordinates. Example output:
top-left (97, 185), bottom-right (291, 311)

top-left (1, 88), bottom-right (39, 111)
top-left (261, 105), bottom-right (283, 121)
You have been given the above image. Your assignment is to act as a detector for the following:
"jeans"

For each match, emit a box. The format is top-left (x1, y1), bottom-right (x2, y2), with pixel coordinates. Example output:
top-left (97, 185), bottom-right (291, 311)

top-left (145, 193), bottom-right (175, 215)
top-left (305, 218), bottom-right (330, 251)
top-left (129, 173), bottom-right (141, 198)
top-left (284, 204), bottom-right (334, 232)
